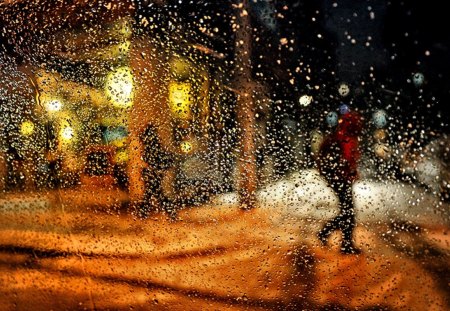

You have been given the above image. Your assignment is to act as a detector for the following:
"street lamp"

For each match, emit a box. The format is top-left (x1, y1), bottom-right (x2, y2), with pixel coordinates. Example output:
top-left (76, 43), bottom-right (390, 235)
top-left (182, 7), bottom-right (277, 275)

top-left (44, 99), bottom-right (63, 113)
top-left (372, 109), bottom-right (387, 128)
top-left (299, 94), bottom-right (313, 107)
top-left (105, 67), bottom-right (134, 108)
top-left (180, 140), bottom-right (194, 154)
top-left (20, 120), bottom-right (35, 136)
top-left (326, 111), bottom-right (339, 127)
top-left (169, 82), bottom-right (192, 119)
top-left (60, 125), bottom-right (74, 142)
top-left (338, 83), bottom-right (350, 97)
top-left (58, 117), bottom-right (76, 144)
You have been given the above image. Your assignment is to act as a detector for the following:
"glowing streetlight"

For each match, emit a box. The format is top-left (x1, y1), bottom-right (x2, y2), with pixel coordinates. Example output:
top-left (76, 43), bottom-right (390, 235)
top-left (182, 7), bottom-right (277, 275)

top-left (169, 82), bottom-right (192, 119)
top-left (58, 117), bottom-right (76, 143)
top-left (20, 120), bottom-right (35, 136)
top-left (412, 72), bottom-right (425, 87)
top-left (338, 83), bottom-right (350, 97)
top-left (105, 67), bottom-right (134, 108)
top-left (326, 111), bottom-right (338, 127)
top-left (299, 94), bottom-right (313, 107)
top-left (44, 99), bottom-right (62, 113)
top-left (60, 126), bottom-right (74, 142)
top-left (372, 109), bottom-right (388, 128)
top-left (180, 141), bottom-right (193, 153)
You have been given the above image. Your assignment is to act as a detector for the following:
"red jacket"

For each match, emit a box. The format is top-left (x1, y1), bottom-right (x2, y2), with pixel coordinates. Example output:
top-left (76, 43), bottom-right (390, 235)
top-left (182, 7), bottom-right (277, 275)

top-left (318, 112), bottom-right (362, 182)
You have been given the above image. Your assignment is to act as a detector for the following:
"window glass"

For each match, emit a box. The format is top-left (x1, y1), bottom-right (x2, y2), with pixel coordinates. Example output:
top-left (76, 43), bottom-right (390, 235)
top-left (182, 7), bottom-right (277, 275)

top-left (0, 1), bottom-right (448, 309)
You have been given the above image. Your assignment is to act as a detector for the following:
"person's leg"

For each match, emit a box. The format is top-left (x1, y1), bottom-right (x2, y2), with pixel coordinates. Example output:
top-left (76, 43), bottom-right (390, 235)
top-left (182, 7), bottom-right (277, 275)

top-left (318, 215), bottom-right (342, 245)
top-left (339, 182), bottom-right (360, 254)
top-left (318, 180), bottom-right (343, 245)
top-left (140, 168), bottom-right (162, 218)
top-left (341, 212), bottom-right (357, 252)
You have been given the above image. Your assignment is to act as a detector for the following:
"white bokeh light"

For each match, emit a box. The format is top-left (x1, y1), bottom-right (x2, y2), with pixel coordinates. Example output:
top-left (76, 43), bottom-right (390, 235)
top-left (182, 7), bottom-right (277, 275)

top-left (299, 94), bottom-right (313, 107)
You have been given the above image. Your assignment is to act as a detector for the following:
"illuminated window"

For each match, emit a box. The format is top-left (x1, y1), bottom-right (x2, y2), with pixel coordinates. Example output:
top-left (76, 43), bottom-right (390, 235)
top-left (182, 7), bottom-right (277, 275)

top-left (105, 67), bottom-right (134, 108)
top-left (169, 82), bottom-right (192, 119)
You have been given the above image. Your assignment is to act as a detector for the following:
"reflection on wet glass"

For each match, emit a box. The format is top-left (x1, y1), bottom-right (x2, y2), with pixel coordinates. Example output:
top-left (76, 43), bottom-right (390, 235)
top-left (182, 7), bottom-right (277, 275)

top-left (0, 0), bottom-right (448, 310)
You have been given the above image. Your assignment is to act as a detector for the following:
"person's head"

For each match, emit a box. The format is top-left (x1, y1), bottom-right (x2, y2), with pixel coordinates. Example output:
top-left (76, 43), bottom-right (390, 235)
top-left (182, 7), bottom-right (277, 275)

top-left (337, 111), bottom-right (363, 137)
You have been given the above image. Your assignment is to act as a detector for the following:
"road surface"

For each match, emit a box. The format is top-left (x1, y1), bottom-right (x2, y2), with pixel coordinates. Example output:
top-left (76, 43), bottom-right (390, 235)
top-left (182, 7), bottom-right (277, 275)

top-left (0, 190), bottom-right (448, 310)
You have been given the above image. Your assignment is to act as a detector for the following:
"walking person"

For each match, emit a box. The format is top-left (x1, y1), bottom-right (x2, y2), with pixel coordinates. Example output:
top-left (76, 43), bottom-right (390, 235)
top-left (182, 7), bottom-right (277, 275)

top-left (139, 124), bottom-right (174, 218)
top-left (316, 110), bottom-right (363, 254)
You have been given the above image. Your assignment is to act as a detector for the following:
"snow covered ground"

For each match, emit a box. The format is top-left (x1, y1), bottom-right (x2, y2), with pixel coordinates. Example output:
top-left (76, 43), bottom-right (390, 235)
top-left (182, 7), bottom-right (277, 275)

top-left (212, 169), bottom-right (449, 227)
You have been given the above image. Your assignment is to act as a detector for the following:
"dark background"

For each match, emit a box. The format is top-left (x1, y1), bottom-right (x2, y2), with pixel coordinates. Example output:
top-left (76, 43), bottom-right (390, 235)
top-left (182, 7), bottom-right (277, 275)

top-left (148, 0), bottom-right (450, 134)
top-left (2, 0), bottom-right (449, 135)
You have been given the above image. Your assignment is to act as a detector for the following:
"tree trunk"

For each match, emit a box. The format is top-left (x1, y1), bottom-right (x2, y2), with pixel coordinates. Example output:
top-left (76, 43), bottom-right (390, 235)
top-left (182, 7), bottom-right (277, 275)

top-left (234, 0), bottom-right (257, 209)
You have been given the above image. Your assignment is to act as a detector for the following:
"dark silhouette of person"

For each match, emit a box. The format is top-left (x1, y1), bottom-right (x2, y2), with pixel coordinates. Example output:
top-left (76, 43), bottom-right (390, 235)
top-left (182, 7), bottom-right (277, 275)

top-left (316, 111), bottom-right (363, 254)
top-left (140, 124), bottom-right (173, 218)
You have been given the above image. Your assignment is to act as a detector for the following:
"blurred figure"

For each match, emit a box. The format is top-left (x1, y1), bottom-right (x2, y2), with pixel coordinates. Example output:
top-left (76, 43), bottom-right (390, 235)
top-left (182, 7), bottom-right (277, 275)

top-left (316, 111), bottom-right (363, 254)
top-left (140, 124), bottom-right (174, 218)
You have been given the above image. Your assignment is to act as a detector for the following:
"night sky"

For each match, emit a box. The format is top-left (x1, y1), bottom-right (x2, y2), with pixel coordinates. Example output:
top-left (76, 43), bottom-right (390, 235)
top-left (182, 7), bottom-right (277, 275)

top-left (2, 0), bottom-right (449, 134)
top-left (250, 0), bottom-right (450, 134)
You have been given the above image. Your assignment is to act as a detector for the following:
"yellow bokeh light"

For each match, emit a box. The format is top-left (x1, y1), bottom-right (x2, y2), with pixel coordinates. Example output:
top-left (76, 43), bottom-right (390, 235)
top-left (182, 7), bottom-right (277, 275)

top-left (60, 126), bottom-right (74, 142)
top-left (114, 149), bottom-right (129, 163)
top-left (170, 57), bottom-right (191, 78)
top-left (119, 41), bottom-right (131, 53)
top-left (111, 137), bottom-right (127, 148)
top-left (100, 116), bottom-right (128, 127)
top-left (20, 120), bottom-right (35, 136)
top-left (105, 67), bottom-right (134, 108)
top-left (107, 41), bottom-right (131, 59)
top-left (374, 143), bottom-right (390, 159)
top-left (373, 129), bottom-right (388, 142)
top-left (59, 118), bottom-right (76, 143)
top-left (169, 82), bottom-right (192, 119)
top-left (44, 99), bottom-right (63, 113)
top-left (180, 141), bottom-right (193, 153)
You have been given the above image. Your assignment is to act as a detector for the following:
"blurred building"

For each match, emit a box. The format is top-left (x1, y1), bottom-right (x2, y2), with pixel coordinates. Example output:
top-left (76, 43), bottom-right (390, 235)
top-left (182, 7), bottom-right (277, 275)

top-left (0, 0), bottom-right (238, 204)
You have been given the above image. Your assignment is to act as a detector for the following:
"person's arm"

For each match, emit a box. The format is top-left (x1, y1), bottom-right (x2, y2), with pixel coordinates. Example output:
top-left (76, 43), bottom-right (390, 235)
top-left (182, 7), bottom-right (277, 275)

top-left (342, 138), bottom-right (360, 180)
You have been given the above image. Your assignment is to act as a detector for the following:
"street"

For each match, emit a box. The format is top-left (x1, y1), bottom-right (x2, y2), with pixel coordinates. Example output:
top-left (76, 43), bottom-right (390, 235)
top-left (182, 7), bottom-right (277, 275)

top-left (0, 182), bottom-right (448, 310)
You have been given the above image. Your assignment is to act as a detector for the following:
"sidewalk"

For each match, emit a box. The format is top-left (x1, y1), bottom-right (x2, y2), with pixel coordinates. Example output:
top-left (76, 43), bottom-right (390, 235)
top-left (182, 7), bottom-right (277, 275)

top-left (0, 201), bottom-right (448, 310)
top-left (0, 185), bottom-right (129, 213)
